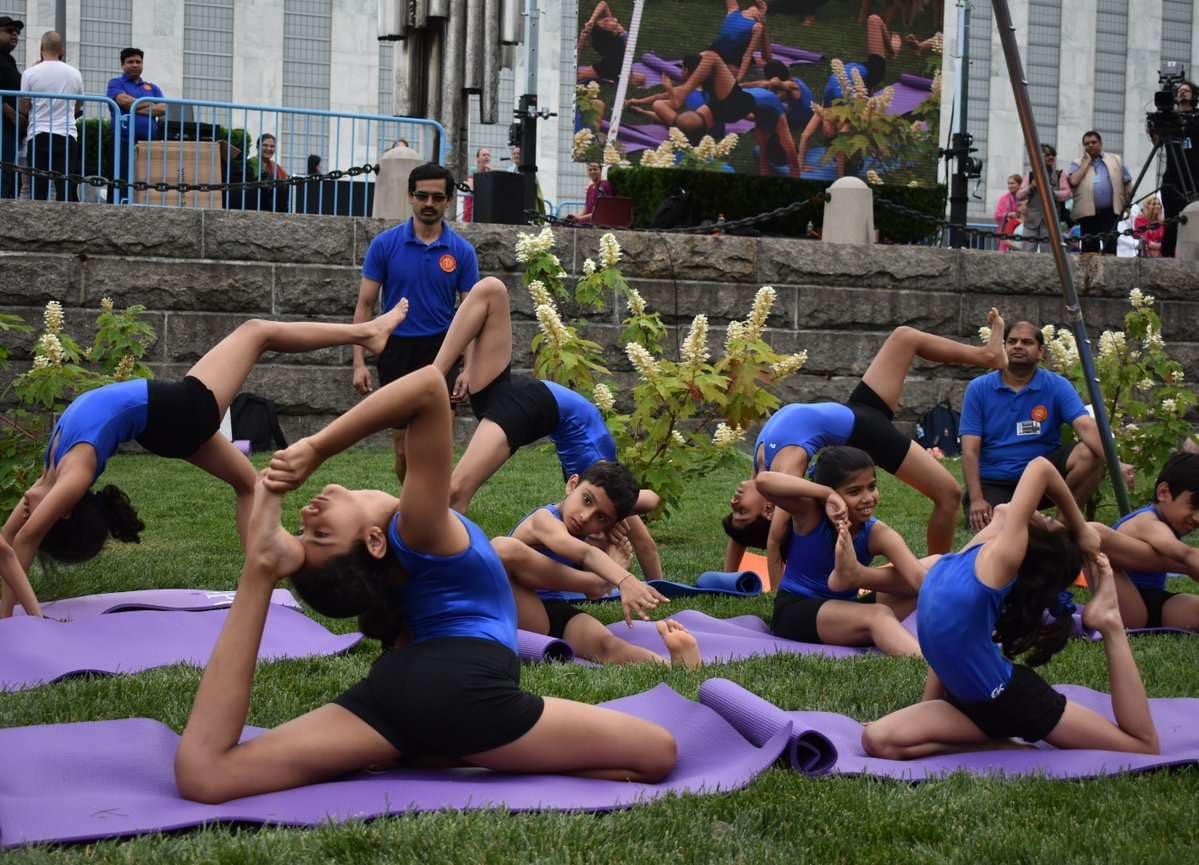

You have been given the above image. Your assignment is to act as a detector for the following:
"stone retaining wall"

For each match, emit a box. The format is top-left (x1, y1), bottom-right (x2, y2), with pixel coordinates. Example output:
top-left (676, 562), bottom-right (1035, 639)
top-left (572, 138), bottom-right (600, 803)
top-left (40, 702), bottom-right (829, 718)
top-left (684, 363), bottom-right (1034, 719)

top-left (1, 200), bottom-right (1197, 444)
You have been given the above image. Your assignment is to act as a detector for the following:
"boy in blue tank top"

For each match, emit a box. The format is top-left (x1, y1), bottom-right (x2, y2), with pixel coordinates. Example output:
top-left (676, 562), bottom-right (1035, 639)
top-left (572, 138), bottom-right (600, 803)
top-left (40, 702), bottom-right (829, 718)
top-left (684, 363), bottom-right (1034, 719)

top-left (1108, 452), bottom-right (1199, 630)
top-left (862, 457), bottom-right (1159, 758)
top-left (174, 366), bottom-right (681, 804)
top-left (424, 275), bottom-right (665, 584)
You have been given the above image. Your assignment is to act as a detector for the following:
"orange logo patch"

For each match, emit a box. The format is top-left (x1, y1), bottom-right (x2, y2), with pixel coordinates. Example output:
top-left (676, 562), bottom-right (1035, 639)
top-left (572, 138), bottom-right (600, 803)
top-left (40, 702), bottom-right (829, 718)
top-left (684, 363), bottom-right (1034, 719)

top-left (439, 254), bottom-right (457, 273)
top-left (1030, 405), bottom-right (1049, 423)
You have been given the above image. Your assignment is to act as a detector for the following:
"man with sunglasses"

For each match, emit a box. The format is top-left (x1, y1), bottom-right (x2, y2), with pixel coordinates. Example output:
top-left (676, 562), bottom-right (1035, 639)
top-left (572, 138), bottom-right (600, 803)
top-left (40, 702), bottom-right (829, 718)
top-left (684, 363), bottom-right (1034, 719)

top-left (352, 162), bottom-right (479, 481)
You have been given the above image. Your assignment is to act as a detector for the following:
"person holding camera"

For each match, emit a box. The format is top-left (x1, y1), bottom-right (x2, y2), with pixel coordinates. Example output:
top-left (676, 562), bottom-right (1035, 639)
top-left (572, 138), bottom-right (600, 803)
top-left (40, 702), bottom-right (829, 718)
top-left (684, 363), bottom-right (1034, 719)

top-left (1068, 131), bottom-right (1132, 255)
top-left (1016, 144), bottom-right (1070, 253)
top-left (1153, 79), bottom-right (1199, 257)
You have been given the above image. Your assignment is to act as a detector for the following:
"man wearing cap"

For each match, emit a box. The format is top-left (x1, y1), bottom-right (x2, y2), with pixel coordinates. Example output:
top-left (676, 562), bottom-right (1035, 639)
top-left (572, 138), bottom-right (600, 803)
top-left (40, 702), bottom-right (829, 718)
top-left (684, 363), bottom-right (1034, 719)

top-left (0, 15), bottom-right (24, 199)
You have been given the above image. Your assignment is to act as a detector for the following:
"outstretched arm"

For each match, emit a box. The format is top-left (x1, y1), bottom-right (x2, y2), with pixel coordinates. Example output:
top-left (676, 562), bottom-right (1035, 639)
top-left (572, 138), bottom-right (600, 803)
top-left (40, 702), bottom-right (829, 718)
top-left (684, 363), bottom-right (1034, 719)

top-left (797, 109), bottom-right (821, 174)
top-left (624, 515), bottom-right (663, 581)
top-left (776, 115), bottom-right (801, 176)
top-left (724, 537), bottom-right (746, 572)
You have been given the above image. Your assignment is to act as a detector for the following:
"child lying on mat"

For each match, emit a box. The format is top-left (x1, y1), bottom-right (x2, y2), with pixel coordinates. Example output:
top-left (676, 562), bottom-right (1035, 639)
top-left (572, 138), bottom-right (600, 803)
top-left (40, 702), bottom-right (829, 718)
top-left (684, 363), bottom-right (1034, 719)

top-left (862, 457), bottom-right (1160, 758)
top-left (756, 446), bottom-right (925, 657)
top-left (1107, 452), bottom-right (1199, 631)
top-left (508, 462), bottom-right (701, 669)
top-left (173, 366), bottom-right (680, 804)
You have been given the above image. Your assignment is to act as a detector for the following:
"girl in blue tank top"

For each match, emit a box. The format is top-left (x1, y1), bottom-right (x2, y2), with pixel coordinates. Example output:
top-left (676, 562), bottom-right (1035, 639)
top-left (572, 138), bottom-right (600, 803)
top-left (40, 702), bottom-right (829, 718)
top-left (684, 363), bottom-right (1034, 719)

top-left (863, 456), bottom-right (1160, 758)
top-left (709, 1), bottom-right (768, 79)
top-left (174, 366), bottom-right (678, 803)
top-left (1106, 452), bottom-right (1199, 631)
top-left (1, 303), bottom-right (411, 619)
top-left (725, 312), bottom-right (1010, 582)
top-left (758, 446), bottom-right (926, 655)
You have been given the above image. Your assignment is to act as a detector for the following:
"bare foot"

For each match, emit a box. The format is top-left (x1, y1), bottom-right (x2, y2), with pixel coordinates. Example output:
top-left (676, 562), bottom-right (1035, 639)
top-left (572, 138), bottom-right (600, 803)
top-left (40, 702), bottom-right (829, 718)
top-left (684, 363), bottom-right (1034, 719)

top-left (1082, 553), bottom-right (1125, 635)
top-left (984, 307), bottom-right (1008, 371)
top-left (827, 522), bottom-right (863, 593)
top-left (657, 619), bottom-right (701, 669)
top-left (365, 298), bottom-right (409, 356)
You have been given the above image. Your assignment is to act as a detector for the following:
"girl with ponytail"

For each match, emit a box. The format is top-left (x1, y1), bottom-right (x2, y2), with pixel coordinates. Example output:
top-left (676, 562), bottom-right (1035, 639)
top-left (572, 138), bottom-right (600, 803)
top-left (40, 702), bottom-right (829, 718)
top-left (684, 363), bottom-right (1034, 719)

top-left (862, 457), bottom-right (1160, 758)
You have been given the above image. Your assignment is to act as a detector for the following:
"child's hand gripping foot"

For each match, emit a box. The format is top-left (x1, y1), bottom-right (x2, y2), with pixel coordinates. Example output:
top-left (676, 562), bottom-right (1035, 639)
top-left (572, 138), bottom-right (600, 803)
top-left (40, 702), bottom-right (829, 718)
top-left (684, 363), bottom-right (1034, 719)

top-left (656, 619), bottom-right (701, 670)
top-left (364, 298), bottom-right (410, 358)
top-left (828, 522), bottom-right (866, 594)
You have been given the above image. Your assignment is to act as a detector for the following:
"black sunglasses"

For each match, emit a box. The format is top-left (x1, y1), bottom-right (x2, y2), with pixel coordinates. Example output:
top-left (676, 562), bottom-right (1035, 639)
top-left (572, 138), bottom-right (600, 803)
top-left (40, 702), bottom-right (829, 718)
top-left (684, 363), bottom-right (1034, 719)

top-left (412, 191), bottom-right (448, 203)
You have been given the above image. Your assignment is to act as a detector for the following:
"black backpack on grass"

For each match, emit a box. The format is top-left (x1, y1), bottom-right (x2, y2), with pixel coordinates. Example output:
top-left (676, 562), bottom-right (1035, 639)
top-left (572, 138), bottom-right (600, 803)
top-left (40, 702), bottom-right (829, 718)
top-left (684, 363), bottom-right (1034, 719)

top-left (915, 401), bottom-right (961, 456)
top-left (230, 393), bottom-right (288, 454)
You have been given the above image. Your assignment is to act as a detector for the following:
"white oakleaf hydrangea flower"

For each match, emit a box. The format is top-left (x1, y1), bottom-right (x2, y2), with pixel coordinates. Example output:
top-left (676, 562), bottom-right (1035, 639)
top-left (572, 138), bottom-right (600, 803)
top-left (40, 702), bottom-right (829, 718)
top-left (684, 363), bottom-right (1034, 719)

top-left (746, 286), bottom-right (776, 340)
top-left (528, 280), bottom-right (553, 307)
top-left (977, 326), bottom-right (992, 345)
top-left (626, 342), bottom-right (660, 379)
top-left (1129, 287), bottom-right (1155, 309)
top-left (586, 81), bottom-right (600, 98)
top-left (31, 355), bottom-right (50, 370)
top-left (1144, 326), bottom-right (1165, 351)
top-left (715, 134), bottom-right (738, 158)
top-left (1042, 323), bottom-right (1056, 343)
top-left (713, 422), bottom-right (745, 448)
top-left (725, 320), bottom-right (746, 351)
top-left (603, 143), bottom-right (623, 166)
top-left (1098, 330), bottom-right (1126, 361)
top-left (626, 287), bottom-right (647, 316)
top-left (37, 333), bottom-right (65, 366)
top-left (598, 233), bottom-right (622, 269)
top-left (866, 170), bottom-right (884, 186)
top-left (114, 354), bottom-right (136, 380)
top-left (681, 314), bottom-right (710, 369)
top-left (593, 382), bottom-right (615, 413)
top-left (43, 301), bottom-right (64, 335)
top-left (535, 304), bottom-right (569, 348)
top-left (1048, 331), bottom-right (1078, 370)
top-left (1162, 397), bottom-right (1178, 414)
top-left (669, 127), bottom-right (690, 150)
top-left (572, 129), bottom-right (595, 161)
top-left (1169, 368), bottom-right (1185, 385)
top-left (771, 351), bottom-right (808, 377)
top-left (582, 257), bottom-right (597, 277)
top-left (671, 430), bottom-right (687, 447)
top-left (1137, 377), bottom-right (1154, 392)
top-left (100, 296), bottom-right (114, 313)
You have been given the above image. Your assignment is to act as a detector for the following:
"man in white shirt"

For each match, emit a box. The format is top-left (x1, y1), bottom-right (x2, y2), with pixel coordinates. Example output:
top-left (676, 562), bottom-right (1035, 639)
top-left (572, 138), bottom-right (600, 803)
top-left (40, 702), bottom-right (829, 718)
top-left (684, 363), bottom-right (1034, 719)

top-left (19, 31), bottom-right (83, 201)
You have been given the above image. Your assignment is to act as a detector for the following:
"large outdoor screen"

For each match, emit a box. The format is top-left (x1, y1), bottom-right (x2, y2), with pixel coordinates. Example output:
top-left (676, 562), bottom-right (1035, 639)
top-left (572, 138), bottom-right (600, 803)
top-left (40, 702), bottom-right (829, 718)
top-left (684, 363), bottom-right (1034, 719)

top-left (573, 0), bottom-right (944, 185)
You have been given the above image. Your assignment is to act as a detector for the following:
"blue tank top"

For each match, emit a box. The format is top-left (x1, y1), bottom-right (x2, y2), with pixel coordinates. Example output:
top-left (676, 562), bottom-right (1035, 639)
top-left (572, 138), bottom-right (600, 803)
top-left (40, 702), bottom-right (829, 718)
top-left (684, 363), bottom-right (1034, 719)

top-left (754, 402), bottom-right (855, 473)
top-left (684, 90), bottom-right (727, 139)
top-left (823, 62), bottom-right (870, 106)
top-left (511, 503), bottom-right (576, 603)
top-left (45, 379), bottom-right (149, 483)
top-left (712, 11), bottom-right (756, 62)
top-left (779, 516), bottom-right (876, 599)
top-left (746, 87), bottom-right (785, 130)
top-left (1112, 504), bottom-right (1178, 591)
top-left (917, 545), bottom-right (1014, 703)
top-left (543, 380), bottom-right (618, 478)
top-left (786, 78), bottom-right (814, 127)
top-left (386, 510), bottom-right (518, 652)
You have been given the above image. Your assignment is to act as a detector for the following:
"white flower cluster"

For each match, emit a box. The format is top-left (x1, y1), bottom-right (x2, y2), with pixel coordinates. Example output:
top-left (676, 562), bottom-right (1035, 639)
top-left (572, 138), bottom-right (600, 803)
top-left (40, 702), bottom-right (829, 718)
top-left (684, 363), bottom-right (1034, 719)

top-left (598, 233), bottom-right (622, 269)
top-left (714, 134), bottom-right (738, 159)
top-left (681, 315), bottom-right (710, 370)
top-left (1046, 328), bottom-right (1078, 370)
top-left (626, 287), bottom-right (647, 316)
top-left (669, 127), bottom-right (691, 150)
top-left (866, 170), bottom-right (884, 187)
top-left (626, 342), bottom-right (660, 379)
top-left (640, 140), bottom-right (677, 168)
top-left (849, 67), bottom-right (869, 100)
top-left (931, 32), bottom-right (944, 55)
top-left (745, 286), bottom-right (776, 341)
top-left (572, 129), bottom-right (595, 161)
top-left (36, 333), bottom-right (65, 367)
top-left (869, 86), bottom-right (895, 113)
top-left (515, 226), bottom-right (556, 263)
top-left (1098, 330), bottom-right (1126, 362)
top-left (1041, 323), bottom-right (1056, 343)
top-left (603, 143), bottom-right (629, 167)
top-left (712, 422), bottom-right (745, 449)
top-left (593, 382), bottom-right (616, 413)
top-left (1137, 377), bottom-right (1154, 393)
top-left (582, 257), bottom-right (597, 277)
top-left (535, 304), bottom-right (569, 348)
top-left (693, 135), bottom-right (719, 162)
top-left (977, 325), bottom-right (992, 345)
top-left (1162, 397), bottom-right (1179, 415)
top-left (100, 296), bottom-right (114, 313)
top-left (43, 300), bottom-right (64, 335)
top-left (1169, 368), bottom-right (1185, 385)
top-left (1129, 287), bottom-right (1155, 309)
top-left (528, 279), bottom-right (553, 307)
top-left (931, 69), bottom-right (942, 99)
top-left (586, 81), bottom-right (600, 98)
top-left (114, 354), bottom-right (136, 380)
top-left (671, 430), bottom-right (687, 447)
top-left (830, 59), bottom-right (850, 102)
top-left (1144, 325), bottom-right (1165, 352)
top-left (771, 351), bottom-right (808, 378)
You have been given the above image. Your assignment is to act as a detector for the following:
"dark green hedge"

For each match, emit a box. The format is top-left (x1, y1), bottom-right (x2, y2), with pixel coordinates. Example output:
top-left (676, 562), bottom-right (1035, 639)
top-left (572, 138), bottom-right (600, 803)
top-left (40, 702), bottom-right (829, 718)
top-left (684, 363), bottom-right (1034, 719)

top-left (607, 167), bottom-right (947, 244)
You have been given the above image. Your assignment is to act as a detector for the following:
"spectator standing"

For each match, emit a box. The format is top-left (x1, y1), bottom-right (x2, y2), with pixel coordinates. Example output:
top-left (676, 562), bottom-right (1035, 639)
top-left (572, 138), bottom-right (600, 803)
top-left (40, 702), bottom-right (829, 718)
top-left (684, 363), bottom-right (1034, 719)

top-left (1156, 80), bottom-right (1199, 257)
top-left (1068, 130), bottom-right (1132, 255)
top-left (106, 48), bottom-right (165, 141)
top-left (351, 163), bottom-right (479, 481)
top-left (1016, 144), bottom-right (1070, 253)
top-left (1135, 196), bottom-right (1166, 257)
top-left (959, 320), bottom-right (1133, 531)
top-left (994, 173), bottom-right (1020, 252)
top-left (246, 133), bottom-right (290, 213)
top-left (19, 31), bottom-right (83, 202)
top-left (307, 154), bottom-right (322, 176)
top-left (0, 15), bottom-right (23, 200)
top-left (462, 146), bottom-right (491, 223)
top-left (575, 161), bottom-right (613, 223)
top-left (507, 145), bottom-right (521, 172)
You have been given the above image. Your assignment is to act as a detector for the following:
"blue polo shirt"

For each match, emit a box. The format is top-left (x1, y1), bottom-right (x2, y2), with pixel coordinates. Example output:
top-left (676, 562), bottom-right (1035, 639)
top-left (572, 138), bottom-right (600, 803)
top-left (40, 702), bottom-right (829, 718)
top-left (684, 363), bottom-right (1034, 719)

top-left (362, 219), bottom-right (480, 337)
top-left (106, 75), bottom-right (163, 141)
top-left (959, 368), bottom-right (1087, 482)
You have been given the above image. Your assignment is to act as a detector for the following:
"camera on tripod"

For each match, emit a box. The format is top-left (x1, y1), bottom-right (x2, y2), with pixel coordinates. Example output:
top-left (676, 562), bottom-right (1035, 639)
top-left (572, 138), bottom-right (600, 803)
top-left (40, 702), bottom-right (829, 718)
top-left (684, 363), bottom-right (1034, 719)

top-left (1148, 61), bottom-right (1190, 138)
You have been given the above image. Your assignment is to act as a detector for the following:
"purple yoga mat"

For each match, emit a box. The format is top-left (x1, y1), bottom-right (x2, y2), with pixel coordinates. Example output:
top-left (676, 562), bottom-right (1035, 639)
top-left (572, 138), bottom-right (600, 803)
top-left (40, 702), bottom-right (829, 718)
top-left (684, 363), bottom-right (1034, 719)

top-left (698, 678), bottom-right (1199, 781)
top-left (887, 74), bottom-right (934, 116)
top-left (0, 684), bottom-right (792, 849)
top-left (0, 606), bottom-right (362, 692)
top-left (764, 44), bottom-right (824, 65)
top-left (13, 588), bottom-right (302, 619)
top-left (516, 629), bottom-right (575, 663)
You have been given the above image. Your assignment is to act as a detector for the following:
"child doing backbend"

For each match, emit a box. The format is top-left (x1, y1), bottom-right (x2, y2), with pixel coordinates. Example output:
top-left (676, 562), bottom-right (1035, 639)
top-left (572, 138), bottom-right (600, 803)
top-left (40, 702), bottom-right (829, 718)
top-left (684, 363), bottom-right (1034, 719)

top-left (757, 446), bottom-right (924, 656)
top-left (725, 311), bottom-right (1009, 586)
top-left (0, 302), bottom-right (410, 618)
top-left (507, 462), bottom-right (699, 669)
top-left (428, 276), bottom-right (664, 582)
top-left (173, 366), bottom-right (679, 804)
top-left (862, 457), bottom-right (1159, 758)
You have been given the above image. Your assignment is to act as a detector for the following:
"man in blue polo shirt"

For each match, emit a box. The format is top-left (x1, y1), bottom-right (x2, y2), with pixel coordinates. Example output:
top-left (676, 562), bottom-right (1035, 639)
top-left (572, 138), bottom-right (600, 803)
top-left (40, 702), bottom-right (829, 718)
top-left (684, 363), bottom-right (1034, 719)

top-left (960, 320), bottom-right (1131, 531)
top-left (106, 48), bottom-right (165, 141)
top-left (351, 162), bottom-right (479, 481)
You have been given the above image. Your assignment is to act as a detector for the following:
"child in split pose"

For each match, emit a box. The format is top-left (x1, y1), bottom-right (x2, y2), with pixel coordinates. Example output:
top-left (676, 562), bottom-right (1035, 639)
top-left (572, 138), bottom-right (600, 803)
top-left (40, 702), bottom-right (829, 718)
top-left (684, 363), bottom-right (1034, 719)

top-left (508, 461), bottom-right (698, 669)
top-left (173, 366), bottom-right (680, 805)
top-left (725, 312), bottom-right (1009, 586)
top-left (1107, 452), bottom-right (1199, 631)
top-left (429, 276), bottom-right (664, 582)
top-left (0, 302), bottom-right (409, 618)
top-left (757, 447), bottom-right (924, 656)
top-left (861, 457), bottom-right (1159, 758)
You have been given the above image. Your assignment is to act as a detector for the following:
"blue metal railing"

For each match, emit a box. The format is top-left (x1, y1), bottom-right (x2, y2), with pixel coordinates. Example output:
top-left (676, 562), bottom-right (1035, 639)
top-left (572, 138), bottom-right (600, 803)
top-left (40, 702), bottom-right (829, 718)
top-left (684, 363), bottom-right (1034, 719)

top-left (556, 199), bottom-right (586, 218)
top-left (0, 91), bottom-right (122, 202)
top-left (125, 96), bottom-right (448, 215)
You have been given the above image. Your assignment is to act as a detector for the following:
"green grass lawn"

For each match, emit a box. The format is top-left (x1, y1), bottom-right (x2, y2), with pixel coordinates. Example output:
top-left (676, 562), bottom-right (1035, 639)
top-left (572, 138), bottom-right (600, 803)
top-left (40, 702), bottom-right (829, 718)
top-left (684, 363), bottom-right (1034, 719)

top-left (3, 447), bottom-right (1199, 863)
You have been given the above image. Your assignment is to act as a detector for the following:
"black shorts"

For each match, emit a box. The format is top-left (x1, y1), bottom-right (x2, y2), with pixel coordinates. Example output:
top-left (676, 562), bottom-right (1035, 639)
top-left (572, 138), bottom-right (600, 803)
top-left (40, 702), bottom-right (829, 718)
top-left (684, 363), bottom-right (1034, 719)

top-left (135, 376), bottom-right (221, 459)
top-left (845, 381), bottom-right (913, 475)
top-left (594, 50), bottom-right (623, 81)
top-left (376, 332), bottom-right (459, 427)
top-left (710, 84), bottom-right (757, 124)
top-left (470, 372), bottom-right (560, 455)
top-left (334, 637), bottom-right (544, 758)
top-left (963, 442), bottom-right (1078, 514)
top-left (542, 598), bottom-right (587, 640)
top-left (771, 588), bottom-right (876, 644)
top-left (945, 664), bottom-right (1067, 743)
top-left (1137, 586), bottom-right (1177, 629)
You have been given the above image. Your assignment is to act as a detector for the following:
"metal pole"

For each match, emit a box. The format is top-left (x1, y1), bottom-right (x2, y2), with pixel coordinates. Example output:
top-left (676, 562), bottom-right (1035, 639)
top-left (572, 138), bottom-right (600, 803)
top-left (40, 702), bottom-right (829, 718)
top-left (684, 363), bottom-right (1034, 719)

top-left (482, 0), bottom-right (501, 123)
top-left (55, 0), bottom-right (66, 37)
top-left (990, 0), bottom-right (1131, 515)
top-left (464, 0), bottom-right (484, 93)
top-left (948, 1), bottom-right (971, 248)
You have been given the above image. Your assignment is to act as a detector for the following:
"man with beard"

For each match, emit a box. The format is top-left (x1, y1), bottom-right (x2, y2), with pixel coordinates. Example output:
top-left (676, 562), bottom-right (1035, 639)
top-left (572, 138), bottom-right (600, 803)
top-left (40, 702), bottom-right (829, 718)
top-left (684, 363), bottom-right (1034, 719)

top-left (351, 163), bottom-right (479, 482)
top-left (959, 320), bottom-right (1133, 530)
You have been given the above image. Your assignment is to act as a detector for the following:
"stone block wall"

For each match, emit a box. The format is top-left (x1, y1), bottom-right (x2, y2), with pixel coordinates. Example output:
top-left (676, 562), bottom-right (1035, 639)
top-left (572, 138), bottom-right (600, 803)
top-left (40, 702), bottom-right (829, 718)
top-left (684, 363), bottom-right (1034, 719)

top-left (1, 200), bottom-right (1197, 445)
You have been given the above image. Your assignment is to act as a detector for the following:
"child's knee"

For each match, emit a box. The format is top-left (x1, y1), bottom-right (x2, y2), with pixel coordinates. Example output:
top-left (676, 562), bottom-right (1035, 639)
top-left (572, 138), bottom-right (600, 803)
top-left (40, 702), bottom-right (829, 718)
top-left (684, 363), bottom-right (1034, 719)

top-left (637, 726), bottom-right (678, 782)
top-left (860, 723), bottom-right (899, 759)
